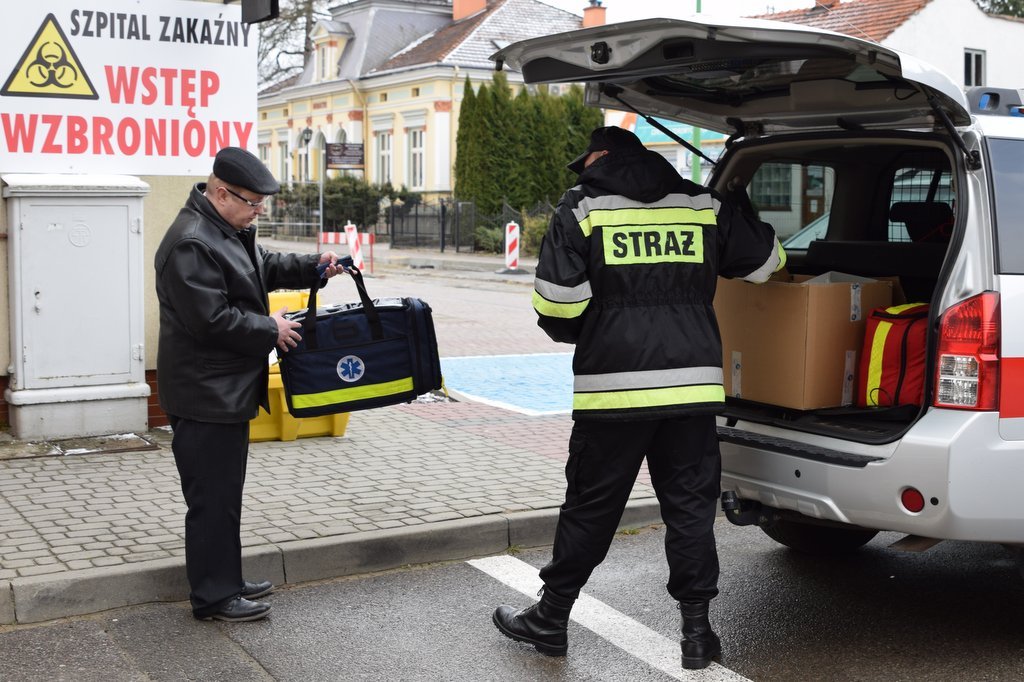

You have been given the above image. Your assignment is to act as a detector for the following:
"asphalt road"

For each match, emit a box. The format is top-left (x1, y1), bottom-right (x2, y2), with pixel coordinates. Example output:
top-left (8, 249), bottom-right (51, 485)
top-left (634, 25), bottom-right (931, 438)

top-left (2, 520), bottom-right (1022, 681)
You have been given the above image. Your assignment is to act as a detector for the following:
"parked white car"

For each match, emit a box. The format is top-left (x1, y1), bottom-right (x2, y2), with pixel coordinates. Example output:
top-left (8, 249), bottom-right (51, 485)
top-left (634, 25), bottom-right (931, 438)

top-left (495, 18), bottom-right (1024, 564)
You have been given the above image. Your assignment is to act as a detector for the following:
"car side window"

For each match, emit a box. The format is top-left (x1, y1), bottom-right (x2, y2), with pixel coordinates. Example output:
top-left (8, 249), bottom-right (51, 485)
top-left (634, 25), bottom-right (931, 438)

top-left (989, 137), bottom-right (1024, 274)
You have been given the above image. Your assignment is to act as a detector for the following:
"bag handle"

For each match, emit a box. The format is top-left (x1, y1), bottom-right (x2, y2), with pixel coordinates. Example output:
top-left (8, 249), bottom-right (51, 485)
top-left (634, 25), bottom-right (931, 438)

top-left (301, 257), bottom-right (383, 350)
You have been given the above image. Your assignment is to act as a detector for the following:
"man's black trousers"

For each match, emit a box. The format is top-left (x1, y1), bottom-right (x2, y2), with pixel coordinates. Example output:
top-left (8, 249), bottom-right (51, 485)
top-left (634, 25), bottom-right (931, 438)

top-left (539, 415), bottom-right (721, 603)
top-left (168, 416), bottom-right (249, 617)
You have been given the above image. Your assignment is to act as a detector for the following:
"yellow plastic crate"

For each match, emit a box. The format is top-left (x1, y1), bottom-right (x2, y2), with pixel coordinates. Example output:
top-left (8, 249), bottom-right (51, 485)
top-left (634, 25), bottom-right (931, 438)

top-left (251, 371), bottom-right (349, 442)
top-left (250, 290), bottom-right (349, 442)
top-left (268, 289), bottom-right (309, 314)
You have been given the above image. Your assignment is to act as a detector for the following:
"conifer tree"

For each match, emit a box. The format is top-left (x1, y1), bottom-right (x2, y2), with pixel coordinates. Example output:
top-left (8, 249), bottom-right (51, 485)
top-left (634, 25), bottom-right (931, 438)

top-left (975, 0), bottom-right (1024, 15)
top-left (471, 81), bottom-right (499, 214)
top-left (507, 88), bottom-right (535, 210)
top-left (453, 76), bottom-right (477, 201)
top-left (530, 85), bottom-right (570, 205)
top-left (454, 80), bottom-right (604, 216)
top-left (562, 85), bottom-right (604, 189)
top-left (485, 73), bottom-right (518, 214)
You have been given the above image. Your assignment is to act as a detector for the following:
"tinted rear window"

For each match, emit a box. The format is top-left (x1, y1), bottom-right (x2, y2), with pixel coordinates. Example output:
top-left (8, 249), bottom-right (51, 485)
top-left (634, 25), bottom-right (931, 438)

top-left (989, 138), bottom-right (1024, 274)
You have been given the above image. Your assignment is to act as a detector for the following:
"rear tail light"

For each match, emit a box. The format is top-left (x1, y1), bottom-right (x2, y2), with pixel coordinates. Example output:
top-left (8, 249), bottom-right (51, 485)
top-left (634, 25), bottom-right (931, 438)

top-left (934, 292), bottom-right (1000, 410)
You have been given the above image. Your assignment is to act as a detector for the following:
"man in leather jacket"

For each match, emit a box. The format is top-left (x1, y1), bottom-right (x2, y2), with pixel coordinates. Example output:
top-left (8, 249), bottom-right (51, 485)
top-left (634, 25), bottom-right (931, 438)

top-left (491, 127), bottom-right (785, 669)
top-left (155, 147), bottom-right (342, 622)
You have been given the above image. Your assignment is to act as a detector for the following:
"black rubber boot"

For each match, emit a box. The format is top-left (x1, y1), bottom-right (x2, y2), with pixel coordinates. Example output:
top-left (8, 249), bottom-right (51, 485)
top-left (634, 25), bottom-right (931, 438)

top-left (679, 601), bottom-right (722, 670)
top-left (492, 587), bottom-right (575, 656)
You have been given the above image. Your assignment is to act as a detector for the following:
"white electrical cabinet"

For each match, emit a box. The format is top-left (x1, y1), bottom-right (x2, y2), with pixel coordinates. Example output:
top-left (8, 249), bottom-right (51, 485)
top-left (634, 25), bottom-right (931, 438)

top-left (2, 174), bottom-right (150, 440)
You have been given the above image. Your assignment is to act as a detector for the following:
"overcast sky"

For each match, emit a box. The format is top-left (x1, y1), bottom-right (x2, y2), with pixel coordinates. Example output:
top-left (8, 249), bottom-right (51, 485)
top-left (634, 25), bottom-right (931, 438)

top-left (541, 0), bottom-right (817, 21)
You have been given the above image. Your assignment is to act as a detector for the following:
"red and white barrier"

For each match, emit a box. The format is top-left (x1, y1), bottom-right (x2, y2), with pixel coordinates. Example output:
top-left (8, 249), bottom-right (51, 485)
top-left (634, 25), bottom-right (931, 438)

top-left (319, 231), bottom-right (346, 245)
top-left (505, 221), bottom-right (520, 271)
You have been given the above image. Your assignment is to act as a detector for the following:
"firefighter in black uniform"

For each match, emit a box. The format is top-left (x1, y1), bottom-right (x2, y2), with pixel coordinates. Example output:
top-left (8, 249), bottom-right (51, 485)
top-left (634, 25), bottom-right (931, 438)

top-left (491, 127), bottom-right (785, 669)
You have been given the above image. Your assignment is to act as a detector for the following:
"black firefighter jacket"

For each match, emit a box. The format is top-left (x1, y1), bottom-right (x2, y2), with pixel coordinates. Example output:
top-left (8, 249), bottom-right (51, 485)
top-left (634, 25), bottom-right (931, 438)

top-left (532, 148), bottom-right (785, 420)
top-left (155, 184), bottom-right (321, 423)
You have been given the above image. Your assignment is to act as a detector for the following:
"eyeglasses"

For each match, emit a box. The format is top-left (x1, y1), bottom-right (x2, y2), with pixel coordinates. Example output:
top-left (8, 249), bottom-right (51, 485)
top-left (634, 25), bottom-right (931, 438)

top-left (222, 186), bottom-right (266, 209)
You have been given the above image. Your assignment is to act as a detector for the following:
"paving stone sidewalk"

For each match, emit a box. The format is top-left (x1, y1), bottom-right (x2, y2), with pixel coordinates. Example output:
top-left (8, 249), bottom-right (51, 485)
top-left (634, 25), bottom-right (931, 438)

top-left (0, 244), bottom-right (661, 625)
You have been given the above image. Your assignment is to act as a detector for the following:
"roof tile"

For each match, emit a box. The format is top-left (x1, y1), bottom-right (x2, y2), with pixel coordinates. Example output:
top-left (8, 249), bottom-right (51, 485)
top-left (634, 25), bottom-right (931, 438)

top-left (754, 0), bottom-right (931, 42)
top-left (371, 0), bottom-right (582, 73)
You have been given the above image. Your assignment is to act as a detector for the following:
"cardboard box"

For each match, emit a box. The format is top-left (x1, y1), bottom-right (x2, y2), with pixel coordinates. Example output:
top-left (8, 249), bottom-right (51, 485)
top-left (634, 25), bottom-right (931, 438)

top-left (714, 273), bottom-right (893, 410)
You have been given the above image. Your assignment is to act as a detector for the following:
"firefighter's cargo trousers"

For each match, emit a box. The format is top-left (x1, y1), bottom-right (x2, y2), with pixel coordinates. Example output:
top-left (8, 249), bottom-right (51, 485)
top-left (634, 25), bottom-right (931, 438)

top-left (539, 415), bottom-right (721, 602)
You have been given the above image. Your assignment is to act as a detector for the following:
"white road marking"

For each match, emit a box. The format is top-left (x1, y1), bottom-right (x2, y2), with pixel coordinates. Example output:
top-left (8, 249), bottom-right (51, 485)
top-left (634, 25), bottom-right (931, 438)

top-left (468, 555), bottom-right (751, 682)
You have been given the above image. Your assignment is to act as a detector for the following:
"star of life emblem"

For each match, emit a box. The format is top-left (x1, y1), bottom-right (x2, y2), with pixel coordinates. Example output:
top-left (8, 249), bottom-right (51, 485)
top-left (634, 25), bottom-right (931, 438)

top-left (337, 355), bottom-right (365, 383)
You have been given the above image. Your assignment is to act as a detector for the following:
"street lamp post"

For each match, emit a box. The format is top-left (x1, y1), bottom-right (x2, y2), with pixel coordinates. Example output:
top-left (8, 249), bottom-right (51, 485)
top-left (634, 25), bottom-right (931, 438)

top-left (301, 127), bottom-right (324, 241)
top-left (691, 0), bottom-right (703, 185)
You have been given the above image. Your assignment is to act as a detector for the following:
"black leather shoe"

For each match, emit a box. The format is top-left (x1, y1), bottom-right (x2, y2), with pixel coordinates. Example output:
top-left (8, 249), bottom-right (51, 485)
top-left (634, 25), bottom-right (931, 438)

top-left (241, 580), bottom-right (273, 600)
top-left (199, 597), bottom-right (271, 622)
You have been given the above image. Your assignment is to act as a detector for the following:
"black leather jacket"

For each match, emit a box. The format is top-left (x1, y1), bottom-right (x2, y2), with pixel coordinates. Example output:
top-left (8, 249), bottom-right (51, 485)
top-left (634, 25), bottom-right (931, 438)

top-left (155, 184), bottom-right (320, 422)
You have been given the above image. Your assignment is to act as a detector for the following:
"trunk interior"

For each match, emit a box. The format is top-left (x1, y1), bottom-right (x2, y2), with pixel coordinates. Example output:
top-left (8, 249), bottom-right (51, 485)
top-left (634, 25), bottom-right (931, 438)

top-left (712, 132), bottom-right (957, 445)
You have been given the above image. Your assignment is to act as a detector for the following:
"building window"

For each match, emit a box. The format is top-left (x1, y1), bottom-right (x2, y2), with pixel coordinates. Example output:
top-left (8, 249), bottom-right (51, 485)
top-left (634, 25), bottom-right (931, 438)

top-left (412, 87), bottom-right (420, 97)
top-left (318, 45), bottom-right (330, 81)
top-left (750, 163), bottom-right (793, 211)
top-left (380, 92), bottom-right (388, 103)
top-left (376, 131), bottom-right (392, 184)
top-left (964, 49), bottom-right (985, 87)
top-left (277, 141), bottom-right (288, 181)
top-left (406, 128), bottom-right (425, 190)
top-left (258, 143), bottom-right (270, 166)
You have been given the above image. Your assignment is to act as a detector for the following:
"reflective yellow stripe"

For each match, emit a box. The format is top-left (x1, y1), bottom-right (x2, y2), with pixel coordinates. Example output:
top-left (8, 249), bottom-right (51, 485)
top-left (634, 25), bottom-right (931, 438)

top-left (533, 290), bottom-right (590, 319)
top-left (578, 207), bottom-right (716, 237)
top-left (573, 384), bottom-right (725, 411)
top-left (776, 240), bottom-right (788, 271)
top-left (865, 321), bottom-right (893, 406)
top-left (603, 224), bottom-right (704, 265)
top-left (291, 377), bottom-right (414, 409)
top-left (886, 302), bottom-right (927, 314)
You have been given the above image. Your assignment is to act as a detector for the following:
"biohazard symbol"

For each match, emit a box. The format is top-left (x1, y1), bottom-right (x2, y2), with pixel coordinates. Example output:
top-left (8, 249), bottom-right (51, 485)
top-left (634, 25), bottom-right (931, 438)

top-left (1, 13), bottom-right (98, 100)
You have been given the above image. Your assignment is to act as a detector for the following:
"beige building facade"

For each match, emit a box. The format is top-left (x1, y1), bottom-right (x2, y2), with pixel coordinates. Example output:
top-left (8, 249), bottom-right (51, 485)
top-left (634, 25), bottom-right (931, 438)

top-left (257, 0), bottom-right (598, 197)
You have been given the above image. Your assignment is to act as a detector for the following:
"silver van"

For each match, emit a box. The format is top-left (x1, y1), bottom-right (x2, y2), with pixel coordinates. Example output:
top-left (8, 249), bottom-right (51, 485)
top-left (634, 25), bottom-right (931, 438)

top-left (495, 18), bottom-right (1024, 562)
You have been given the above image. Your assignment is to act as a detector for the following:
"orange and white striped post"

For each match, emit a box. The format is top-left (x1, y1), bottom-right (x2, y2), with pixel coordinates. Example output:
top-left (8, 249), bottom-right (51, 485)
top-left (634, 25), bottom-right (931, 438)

top-left (495, 221), bottom-right (526, 274)
top-left (344, 221), bottom-right (365, 271)
top-left (505, 221), bottom-right (520, 270)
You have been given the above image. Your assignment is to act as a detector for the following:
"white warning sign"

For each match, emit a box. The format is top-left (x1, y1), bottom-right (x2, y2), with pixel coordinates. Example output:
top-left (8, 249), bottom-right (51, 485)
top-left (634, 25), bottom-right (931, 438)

top-left (0, 1), bottom-right (258, 175)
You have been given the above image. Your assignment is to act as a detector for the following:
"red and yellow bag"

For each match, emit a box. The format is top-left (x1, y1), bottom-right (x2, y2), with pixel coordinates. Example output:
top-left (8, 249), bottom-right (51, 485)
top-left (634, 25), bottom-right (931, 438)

top-left (856, 303), bottom-right (930, 408)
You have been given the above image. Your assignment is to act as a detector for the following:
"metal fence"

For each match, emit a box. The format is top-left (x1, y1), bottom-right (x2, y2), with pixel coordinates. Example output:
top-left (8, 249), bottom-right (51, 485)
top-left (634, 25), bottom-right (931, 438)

top-left (258, 182), bottom-right (555, 254)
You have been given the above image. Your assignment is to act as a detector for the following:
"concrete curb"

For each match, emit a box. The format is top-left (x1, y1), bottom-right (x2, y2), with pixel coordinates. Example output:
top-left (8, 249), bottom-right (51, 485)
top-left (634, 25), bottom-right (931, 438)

top-left (1, 581), bottom-right (13, 625)
top-left (3, 500), bottom-right (663, 625)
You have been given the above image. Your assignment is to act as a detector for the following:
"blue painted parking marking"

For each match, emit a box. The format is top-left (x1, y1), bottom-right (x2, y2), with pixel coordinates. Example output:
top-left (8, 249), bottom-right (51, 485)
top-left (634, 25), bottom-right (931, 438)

top-left (440, 353), bottom-right (573, 416)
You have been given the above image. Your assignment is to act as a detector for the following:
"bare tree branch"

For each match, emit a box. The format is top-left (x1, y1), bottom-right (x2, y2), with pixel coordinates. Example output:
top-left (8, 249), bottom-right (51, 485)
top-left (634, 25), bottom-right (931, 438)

top-left (258, 0), bottom-right (332, 88)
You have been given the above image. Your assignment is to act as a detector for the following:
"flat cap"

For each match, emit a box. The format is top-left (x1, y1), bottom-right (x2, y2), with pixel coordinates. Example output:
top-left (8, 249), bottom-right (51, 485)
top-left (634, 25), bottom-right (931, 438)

top-left (213, 146), bottom-right (281, 195)
top-left (567, 126), bottom-right (647, 174)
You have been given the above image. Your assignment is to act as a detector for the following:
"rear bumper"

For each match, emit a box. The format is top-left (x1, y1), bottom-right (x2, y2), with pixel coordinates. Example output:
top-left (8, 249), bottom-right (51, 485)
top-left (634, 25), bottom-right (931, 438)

top-left (720, 409), bottom-right (1024, 542)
